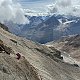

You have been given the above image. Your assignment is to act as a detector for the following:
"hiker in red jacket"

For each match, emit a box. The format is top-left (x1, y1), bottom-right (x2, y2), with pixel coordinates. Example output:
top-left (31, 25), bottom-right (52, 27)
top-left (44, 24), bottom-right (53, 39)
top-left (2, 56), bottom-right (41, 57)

top-left (16, 53), bottom-right (21, 60)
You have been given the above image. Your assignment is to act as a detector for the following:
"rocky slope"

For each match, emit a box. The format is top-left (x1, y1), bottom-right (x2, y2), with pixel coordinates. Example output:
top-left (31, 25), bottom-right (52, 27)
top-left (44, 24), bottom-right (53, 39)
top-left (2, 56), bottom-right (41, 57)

top-left (0, 23), bottom-right (9, 32)
top-left (0, 25), bottom-right (80, 80)
top-left (46, 34), bottom-right (80, 64)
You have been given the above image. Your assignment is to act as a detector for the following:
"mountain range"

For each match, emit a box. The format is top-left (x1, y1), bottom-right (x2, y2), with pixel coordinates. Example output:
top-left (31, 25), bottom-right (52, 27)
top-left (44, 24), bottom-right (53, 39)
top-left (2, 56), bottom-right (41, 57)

top-left (1, 0), bottom-right (80, 80)
top-left (5, 14), bottom-right (80, 43)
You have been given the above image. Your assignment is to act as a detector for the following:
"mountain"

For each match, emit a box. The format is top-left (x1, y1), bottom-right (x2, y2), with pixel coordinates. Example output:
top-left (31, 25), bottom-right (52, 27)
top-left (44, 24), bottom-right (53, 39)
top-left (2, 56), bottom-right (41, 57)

top-left (0, 24), bottom-right (80, 80)
top-left (4, 15), bottom-right (49, 35)
top-left (46, 34), bottom-right (80, 64)
top-left (18, 15), bottom-right (80, 43)
top-left (5, 14), bottom-right (80, 44)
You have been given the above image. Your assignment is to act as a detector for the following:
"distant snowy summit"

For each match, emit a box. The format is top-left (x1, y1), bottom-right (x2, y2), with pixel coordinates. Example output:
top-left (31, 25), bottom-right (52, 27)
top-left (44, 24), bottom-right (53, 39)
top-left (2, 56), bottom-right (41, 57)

top-left (24, 9), bottom-right (52, 16)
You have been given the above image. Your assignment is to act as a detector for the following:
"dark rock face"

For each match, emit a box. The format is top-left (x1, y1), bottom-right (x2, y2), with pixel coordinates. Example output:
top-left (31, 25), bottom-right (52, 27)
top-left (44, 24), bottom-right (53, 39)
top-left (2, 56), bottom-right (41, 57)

top-left (0, 40), bottom-right (13, 55)
top-left (0, 40), bottom-right (4, 52)
top-left (0, 23), bottom-right (9, 32)
top-left (35, 47), bottom-right (63, 61)
top-left (48, 46), bottom-right (63, 60)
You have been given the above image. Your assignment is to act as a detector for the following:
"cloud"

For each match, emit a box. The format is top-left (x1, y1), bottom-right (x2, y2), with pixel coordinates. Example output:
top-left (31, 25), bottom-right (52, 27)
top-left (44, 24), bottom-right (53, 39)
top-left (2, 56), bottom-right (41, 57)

top-left (0, 0), bottom-right (29, 24)
top-left (46, 0), bottom-right (80, 32)
top-left (47, 0), bottom-right (80, 17)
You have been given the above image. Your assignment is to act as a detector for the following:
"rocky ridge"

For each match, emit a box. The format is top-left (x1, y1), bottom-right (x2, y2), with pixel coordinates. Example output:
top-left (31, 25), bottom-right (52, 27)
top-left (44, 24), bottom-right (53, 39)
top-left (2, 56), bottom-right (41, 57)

top-left (0, 25), bottom-right (80, 80)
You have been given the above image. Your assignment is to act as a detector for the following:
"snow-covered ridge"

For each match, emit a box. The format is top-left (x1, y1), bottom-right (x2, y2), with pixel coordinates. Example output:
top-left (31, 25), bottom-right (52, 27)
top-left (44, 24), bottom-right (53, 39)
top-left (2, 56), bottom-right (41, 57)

top-left (24, 9), bottom-right (49, 16)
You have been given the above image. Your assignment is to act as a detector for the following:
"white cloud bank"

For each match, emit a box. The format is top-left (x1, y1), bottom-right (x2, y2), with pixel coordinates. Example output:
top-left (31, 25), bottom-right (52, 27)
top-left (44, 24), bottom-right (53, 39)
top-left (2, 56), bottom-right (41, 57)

top-left (47, 0), bottom-right (80, 16)
top-left (0, 0), bottom-right (29, 24)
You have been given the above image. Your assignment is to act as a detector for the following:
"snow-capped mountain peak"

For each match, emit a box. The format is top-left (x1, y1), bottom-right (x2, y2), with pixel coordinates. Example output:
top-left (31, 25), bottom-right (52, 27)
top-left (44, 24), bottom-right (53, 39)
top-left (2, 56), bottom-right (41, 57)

top-left (24, 9), bottom-right (49, 16)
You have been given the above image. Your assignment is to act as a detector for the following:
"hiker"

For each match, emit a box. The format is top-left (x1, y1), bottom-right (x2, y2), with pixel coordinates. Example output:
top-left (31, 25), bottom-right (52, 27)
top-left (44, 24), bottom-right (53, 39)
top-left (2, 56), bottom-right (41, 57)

top-left (16, 53), bottom-right (21, 60)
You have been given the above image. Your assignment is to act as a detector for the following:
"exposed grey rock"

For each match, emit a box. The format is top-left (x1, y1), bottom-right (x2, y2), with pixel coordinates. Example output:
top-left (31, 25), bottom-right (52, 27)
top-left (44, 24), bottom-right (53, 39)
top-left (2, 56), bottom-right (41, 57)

top-left (0, 25), bottom-right (80, 80)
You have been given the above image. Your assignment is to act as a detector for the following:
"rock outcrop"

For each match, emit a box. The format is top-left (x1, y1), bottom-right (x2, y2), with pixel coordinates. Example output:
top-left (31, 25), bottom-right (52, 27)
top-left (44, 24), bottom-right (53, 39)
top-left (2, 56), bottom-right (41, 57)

top-left (0, 23), bottom-right (9, 32)
top-left (0, 25), bottom-right (80, 80)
